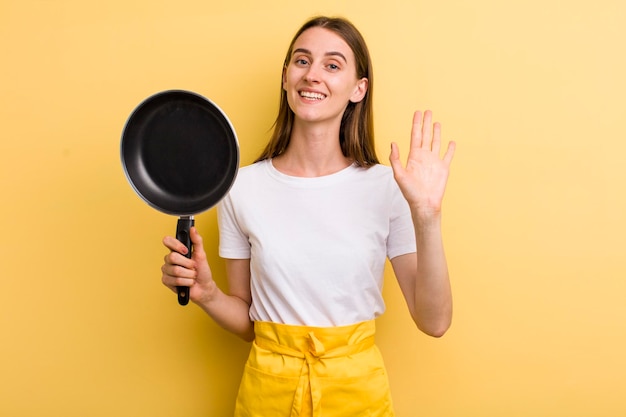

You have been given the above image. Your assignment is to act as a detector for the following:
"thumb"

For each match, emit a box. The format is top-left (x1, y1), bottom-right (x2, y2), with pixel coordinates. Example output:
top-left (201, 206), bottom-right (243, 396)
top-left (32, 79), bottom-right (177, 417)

top-left (189, 227), bottom-right (213, 286)
top-left (443, 141), bottom-right (456, 166)
top-left (189, 227), bottom-right (207, 260)
top-left (389, 142), bottom-right (403, 174)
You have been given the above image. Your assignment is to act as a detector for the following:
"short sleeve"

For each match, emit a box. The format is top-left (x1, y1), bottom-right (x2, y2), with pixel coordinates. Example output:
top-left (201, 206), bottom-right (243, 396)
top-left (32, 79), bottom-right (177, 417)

top-left (386, 182), bottom-right (416, 259)
top-left (217, 193), bottom-right (251, 259)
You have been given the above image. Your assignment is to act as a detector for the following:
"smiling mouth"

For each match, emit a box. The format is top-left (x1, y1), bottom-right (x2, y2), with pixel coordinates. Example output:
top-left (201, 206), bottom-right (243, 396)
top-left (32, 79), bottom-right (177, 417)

top-left (299, 91), bottom-right (326, 100)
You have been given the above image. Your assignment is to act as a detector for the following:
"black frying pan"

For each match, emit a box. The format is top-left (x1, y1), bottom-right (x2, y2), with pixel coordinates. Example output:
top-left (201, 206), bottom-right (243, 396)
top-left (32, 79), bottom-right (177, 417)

top-left (121, 90), bottom-right (239, 305)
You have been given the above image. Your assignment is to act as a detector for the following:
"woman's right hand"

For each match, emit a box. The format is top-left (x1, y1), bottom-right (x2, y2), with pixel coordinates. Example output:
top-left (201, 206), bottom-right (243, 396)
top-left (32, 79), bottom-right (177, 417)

top-left (161, 227), bottom-right (217, 305)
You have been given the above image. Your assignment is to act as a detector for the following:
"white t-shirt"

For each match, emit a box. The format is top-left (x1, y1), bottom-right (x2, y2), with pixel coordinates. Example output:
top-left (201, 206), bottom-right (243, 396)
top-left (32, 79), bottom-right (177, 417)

top-left (217, 159), bottom-right (416, 327)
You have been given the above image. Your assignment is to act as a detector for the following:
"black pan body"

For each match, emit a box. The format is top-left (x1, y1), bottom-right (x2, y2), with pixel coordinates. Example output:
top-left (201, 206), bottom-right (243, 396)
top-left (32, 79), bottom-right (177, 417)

top-left (121, 90), bottom-right (239, 215)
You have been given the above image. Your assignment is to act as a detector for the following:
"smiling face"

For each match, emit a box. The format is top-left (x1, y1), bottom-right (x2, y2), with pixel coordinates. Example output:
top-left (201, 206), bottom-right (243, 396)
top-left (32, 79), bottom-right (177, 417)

top-left (282, 27), bottom-right (368, 127)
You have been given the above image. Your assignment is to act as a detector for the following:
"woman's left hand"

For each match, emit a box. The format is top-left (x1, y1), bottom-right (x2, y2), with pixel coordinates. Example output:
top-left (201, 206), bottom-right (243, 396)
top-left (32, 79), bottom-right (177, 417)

top-left (389, 110), bottom-right (456, 217)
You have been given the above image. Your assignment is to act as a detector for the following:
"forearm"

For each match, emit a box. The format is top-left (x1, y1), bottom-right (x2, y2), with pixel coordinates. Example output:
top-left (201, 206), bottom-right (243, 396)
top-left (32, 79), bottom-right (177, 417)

top-left (195, 284), bottom-right (255, 342)
top-left (412, 210), bottom-right (453, 337)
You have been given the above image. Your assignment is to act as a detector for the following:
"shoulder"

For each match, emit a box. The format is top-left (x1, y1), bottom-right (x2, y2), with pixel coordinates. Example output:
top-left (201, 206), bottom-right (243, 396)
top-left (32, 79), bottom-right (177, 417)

top-left (225, 160), bottom-right (278, 202)
top-left (363, 163), bottom-right (393, 177)
top-left (360, 164), bottom-right (405, 200)
top-left (231, 160), bottom-right (269, 185)
top-left (238, 159), bottom-right (268, 175)
top-left (353, 163), bottom-right (395, 185)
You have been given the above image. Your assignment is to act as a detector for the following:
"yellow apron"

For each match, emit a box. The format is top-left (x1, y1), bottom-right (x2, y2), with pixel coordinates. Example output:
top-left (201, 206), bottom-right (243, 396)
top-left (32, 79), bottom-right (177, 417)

top-left (234, 320), bottom-right (395, 417)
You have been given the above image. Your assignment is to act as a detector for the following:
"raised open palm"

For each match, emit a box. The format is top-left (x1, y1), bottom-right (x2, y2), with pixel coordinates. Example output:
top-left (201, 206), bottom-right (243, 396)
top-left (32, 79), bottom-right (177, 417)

top-left (389, 110), bottom-right (456, 215)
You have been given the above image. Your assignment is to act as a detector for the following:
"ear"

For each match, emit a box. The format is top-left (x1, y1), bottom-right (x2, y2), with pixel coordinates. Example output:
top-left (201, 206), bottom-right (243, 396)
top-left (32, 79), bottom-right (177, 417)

top-left (349, 77), bottom-right (369, 103)
top-left (282, 66), bottom-right (287, 91)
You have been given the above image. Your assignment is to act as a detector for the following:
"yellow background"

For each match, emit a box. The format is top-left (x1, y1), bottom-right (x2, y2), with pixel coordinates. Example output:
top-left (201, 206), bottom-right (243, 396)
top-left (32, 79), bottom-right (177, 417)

top-left (1, 0), bottom-right (625, 416)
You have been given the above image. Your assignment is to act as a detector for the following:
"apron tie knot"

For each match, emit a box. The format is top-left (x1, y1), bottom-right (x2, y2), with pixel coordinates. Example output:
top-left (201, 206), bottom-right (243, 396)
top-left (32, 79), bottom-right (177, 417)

top-left (307, 331), bottom-right (326, 357)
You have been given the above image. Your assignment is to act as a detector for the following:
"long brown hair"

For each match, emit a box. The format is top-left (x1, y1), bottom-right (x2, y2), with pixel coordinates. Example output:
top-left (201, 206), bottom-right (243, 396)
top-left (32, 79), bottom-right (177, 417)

top-left (255, 16), bottom-right (378, 167)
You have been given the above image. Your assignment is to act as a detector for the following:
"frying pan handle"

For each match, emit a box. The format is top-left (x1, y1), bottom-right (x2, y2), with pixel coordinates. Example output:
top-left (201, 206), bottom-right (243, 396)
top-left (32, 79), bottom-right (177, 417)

top-left (175, 216), bottom-right (195, 306)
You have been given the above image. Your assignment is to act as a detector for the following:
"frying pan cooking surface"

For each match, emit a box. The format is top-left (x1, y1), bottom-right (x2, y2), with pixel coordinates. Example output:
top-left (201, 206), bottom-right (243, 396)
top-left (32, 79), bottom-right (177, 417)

top-left (121, 90), bottom-right (239, 216)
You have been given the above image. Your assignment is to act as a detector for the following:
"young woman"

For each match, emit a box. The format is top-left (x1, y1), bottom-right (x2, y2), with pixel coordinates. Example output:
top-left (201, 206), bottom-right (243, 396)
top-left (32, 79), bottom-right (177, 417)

top-left (161, 16), bottom-right (455, 417)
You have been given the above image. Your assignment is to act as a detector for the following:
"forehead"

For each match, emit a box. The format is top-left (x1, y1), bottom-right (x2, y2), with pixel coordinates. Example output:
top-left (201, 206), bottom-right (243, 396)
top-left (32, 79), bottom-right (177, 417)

top-left (292, 27), bottom-right (353, 58)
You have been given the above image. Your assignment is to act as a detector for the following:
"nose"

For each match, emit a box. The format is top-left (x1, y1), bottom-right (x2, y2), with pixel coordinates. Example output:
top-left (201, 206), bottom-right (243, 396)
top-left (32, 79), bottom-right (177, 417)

top-left (303, 64), bottom-right (321, 83)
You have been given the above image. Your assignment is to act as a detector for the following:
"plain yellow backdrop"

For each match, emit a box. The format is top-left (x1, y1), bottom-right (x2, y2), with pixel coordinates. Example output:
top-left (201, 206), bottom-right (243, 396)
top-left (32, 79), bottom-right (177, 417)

top-left (1, 0), bottom-right (625, 416)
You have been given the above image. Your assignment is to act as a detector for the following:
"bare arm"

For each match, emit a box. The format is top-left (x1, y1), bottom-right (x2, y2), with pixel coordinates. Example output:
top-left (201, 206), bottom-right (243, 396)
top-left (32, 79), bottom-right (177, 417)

top-left (391, 215), bottom-right (452, 337)
top-left (161, 227), bottom-right (254, 342)
top-left (389, 110), bottom-right (455, 337)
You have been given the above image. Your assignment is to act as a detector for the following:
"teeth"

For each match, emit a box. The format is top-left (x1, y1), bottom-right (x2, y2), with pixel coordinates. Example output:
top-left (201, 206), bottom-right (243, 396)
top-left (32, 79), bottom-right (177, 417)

top-left (300, 91), bottom-right (326, 100)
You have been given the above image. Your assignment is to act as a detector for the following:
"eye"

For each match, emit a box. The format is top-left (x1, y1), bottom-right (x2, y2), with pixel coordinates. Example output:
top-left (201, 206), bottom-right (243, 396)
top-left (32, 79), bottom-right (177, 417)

top-left (294, 57), bottom-right (310, 66)
top-left (325, 60), bottom-right (343, 71)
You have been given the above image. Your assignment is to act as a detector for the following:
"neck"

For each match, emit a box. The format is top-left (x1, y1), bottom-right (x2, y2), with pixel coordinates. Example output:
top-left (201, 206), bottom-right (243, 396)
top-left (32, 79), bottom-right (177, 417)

top-left (273, 121), bottom-right (351, 177)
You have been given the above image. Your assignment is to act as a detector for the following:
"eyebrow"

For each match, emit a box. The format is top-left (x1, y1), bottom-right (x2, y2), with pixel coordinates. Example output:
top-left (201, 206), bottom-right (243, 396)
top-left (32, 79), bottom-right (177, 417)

top-left (292, 48), bottom-right (348, 63)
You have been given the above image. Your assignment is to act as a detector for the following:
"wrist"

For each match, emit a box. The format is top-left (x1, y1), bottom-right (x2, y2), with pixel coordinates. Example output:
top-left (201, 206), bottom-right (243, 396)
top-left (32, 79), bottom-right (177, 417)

top-left (410, 205), bottom-right (442, 224)
top-left (194, 280), bottom-right (220, 307)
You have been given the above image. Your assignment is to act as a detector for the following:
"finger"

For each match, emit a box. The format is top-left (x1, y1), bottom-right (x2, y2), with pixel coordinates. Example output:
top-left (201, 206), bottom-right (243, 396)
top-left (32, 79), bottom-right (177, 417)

top-left (164, 251), bottom-right (195, 269)
top-left (162, 262), bottom-right (196, 280)
top-left (161, 259), bottom-right (196, 293)
top-left (432, 122), bottom-right (442, 155)
top-left (410, 111), bottom-right (424, 150)
top-left (389, 142), bottom-right (403, 174)
top-left (161, 270), bottom-right (178, 292)
top-left (421, 110), bottom-right (433, 149)
top-left (162, 272), bottom-right (195, 290)
top-left (163, 235), bottom-right (189, 256)
top-left (443, 141), bottom-right (456, 166)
